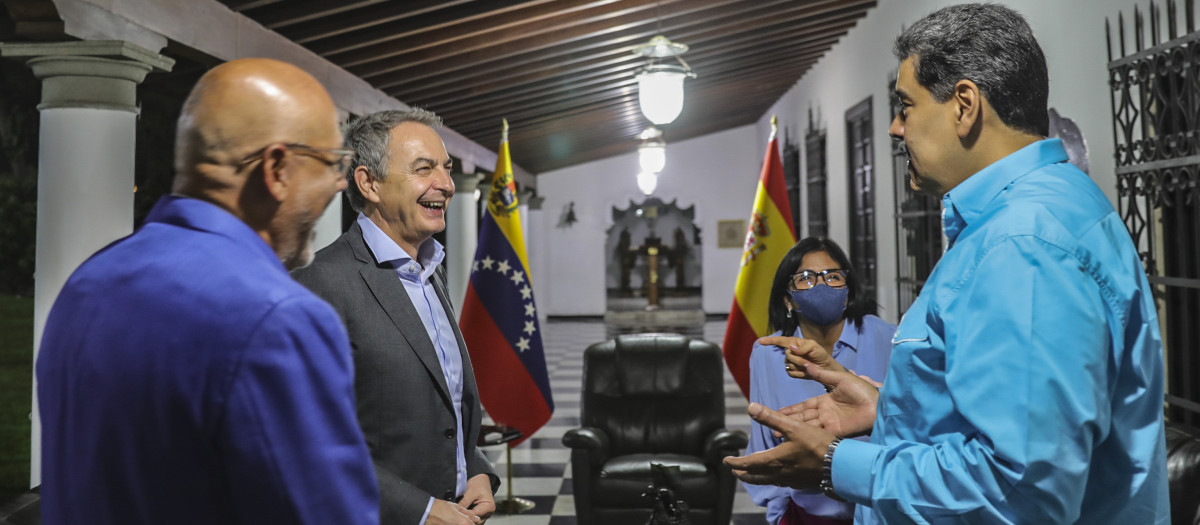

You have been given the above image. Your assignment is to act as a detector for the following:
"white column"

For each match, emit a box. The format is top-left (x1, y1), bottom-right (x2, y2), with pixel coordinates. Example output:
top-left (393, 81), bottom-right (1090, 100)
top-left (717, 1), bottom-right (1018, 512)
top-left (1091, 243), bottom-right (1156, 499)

top-left (311, 194), bottom-right (344, 252)
top-left (0, 41), bottom-right (172, 487)
top-left (311, 110), bottom-right (351, 252)
top-left (448, 173), bottom-right (483, 317)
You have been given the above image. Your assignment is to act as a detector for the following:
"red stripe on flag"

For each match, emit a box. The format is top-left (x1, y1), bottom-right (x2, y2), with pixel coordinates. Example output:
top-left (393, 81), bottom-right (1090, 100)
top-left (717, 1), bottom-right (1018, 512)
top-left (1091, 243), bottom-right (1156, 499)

top-left (462, 284), bottom-right (552, 447)
top-left (762, 136), bottom-right (796, 240)
top-left (722, 300), bottom-right (758, 399)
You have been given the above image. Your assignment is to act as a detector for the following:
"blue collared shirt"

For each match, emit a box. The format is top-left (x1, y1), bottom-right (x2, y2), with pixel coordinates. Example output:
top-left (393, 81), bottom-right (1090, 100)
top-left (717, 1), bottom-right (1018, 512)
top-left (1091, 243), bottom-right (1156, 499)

top-left (743, 316), bottom-right (895, 523)
top-left (358, 214), bottom-right (467, 524)
top-left (833, 140), bottom-right (1170, 524)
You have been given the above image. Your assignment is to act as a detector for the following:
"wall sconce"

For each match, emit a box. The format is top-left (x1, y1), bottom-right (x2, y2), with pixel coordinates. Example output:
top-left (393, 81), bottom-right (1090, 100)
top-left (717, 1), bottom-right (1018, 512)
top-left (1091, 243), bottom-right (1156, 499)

top-left (638, 127), bottom-right (666, 174)
top-left (633, 35), bottom-right (695, 125)
top-left (637, 171), bottom-right (658, 195)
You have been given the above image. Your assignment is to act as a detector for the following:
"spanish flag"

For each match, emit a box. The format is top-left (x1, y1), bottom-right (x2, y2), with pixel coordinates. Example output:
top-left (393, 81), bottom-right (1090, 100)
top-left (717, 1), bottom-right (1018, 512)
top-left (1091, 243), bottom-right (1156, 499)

top-left (722, 118), bottom-right (795, 398)
top-left (459, 120), bottom-right (553, 446)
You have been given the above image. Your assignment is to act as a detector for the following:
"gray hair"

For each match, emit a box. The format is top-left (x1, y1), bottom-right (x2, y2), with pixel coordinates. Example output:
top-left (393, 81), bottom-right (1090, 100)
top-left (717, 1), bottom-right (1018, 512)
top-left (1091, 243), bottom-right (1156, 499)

top-left (342, 108), bottom-right (443, 212)
top-left (893, 3), bottom-right (1049, 137)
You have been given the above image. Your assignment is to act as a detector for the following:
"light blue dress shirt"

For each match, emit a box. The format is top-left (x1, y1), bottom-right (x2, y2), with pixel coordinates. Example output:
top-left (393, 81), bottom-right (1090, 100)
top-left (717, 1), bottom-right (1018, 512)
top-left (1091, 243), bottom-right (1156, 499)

top-left (833, 140), bottom-right (1170, 524)
top-left (744, 317), bottom-right (895, 523)
top-left (359, 214), bottom-right (467, 524)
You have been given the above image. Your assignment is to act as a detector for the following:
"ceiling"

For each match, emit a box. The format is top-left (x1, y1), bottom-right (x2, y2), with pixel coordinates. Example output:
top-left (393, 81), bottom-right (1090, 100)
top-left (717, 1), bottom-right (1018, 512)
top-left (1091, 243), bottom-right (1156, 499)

top-left (208, 1), bottom-right (879, 175)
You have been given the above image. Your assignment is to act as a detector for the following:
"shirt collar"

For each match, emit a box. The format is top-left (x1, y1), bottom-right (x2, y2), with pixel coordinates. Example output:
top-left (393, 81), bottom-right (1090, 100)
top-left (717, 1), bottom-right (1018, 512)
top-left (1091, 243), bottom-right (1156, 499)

top-left (797, 318), bottom-right (862, 354)
top-left (836, 318), bottom-right (862, 353)
top-left (941, 138), bottom-right (1069, 244)
top-left (356, 213), bottom-right (445, 277)
top-left (148, 195), bottom-right (283, 271)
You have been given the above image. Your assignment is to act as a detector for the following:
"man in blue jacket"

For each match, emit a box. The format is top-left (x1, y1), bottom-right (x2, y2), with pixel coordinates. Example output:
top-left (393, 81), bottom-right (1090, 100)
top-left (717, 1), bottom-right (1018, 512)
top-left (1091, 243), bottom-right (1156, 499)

top-left (36, 58), bottom-right (379, 524)
top-left (726, 4), bottom-right (1170, 523)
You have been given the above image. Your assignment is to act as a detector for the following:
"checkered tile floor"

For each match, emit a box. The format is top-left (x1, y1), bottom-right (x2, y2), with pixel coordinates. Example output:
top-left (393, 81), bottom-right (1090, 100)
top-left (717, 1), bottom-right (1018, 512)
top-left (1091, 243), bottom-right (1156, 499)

top-left (480, 319), bottom-right (768, 524)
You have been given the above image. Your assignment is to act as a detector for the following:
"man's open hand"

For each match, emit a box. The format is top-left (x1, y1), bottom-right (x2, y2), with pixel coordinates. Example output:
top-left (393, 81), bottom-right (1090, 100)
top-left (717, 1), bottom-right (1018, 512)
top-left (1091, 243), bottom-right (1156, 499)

top-left (724, 402), bottom-right (835, 489)
top-left (778, 364), bottom-right (880, 438)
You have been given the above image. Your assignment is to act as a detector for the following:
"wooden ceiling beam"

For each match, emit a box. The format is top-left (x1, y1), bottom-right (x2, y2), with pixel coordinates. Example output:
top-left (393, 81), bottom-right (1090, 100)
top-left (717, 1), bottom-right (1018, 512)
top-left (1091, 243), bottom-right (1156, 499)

top-left (455, 94), bottom-right (640, 137)
top-left (218, 0), bottom-right (282, 11)
top-left (352, 0), bottom-right (756, 82)
top-left (278, 0), bottom-right (477, 43)
top-left (310, 0), bottom-right (612, 58)
top-left (241, 0), bottom-right (388, 29)
top-left (335, 0), bottom-right (677, 69)
top-left (385, 0), bottom-right (811, 98)
top-left (368, 0), bottom-right (870, 90)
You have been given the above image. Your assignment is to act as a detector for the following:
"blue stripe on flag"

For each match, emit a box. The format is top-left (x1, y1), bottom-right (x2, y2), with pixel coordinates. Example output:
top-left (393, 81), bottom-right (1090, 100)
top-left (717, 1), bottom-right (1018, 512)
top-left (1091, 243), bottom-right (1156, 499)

top-left (468, 212), bottom-right (553, 406)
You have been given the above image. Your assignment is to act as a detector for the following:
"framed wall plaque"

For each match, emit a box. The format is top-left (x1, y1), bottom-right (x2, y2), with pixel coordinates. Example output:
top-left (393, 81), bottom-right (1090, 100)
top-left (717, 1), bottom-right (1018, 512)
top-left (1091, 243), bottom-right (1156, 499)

top-left (716, 219), bottom-right (746, 249)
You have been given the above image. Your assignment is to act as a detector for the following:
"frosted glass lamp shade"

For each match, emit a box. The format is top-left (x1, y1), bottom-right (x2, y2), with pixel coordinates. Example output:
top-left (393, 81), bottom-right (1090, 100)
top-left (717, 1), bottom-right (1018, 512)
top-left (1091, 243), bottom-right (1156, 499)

top-left (637, 68), bottom-right (687, 125)
top-left (638, 141), bottom-right (666, 173)
top-left (637, 171), bottom-right (658, 195)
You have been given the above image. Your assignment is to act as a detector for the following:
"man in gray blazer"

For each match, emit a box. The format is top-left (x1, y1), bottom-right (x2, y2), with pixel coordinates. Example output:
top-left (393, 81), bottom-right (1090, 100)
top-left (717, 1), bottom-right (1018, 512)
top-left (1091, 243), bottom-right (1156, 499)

top-left (293, 108), bottom-right (498, 525)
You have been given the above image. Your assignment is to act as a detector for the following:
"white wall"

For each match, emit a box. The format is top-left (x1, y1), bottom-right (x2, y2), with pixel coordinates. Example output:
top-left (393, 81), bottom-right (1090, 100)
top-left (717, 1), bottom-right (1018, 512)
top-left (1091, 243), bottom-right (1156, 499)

top-left (537, 125), bottom-right (759, 316)
top-left (753, 0), bottom-right (1140, 323)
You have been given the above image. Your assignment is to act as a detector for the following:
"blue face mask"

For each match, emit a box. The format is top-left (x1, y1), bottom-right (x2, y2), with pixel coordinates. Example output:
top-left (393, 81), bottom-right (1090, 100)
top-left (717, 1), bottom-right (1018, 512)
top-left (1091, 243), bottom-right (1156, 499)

top-left (788, 284), bottom-right (849, 326)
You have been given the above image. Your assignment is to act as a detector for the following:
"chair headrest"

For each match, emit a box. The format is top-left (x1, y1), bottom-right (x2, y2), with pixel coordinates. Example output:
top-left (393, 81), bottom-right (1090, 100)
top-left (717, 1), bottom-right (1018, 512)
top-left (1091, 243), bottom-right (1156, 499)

top-left (612, 333), bottom-right (692, 396)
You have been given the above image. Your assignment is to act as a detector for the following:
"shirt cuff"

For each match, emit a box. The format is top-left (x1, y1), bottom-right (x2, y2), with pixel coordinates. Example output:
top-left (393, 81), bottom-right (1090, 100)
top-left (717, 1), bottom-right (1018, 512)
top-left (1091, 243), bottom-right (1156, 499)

top-left (419, 497), bottom-right (434, 525)
top-left (830, 437), bottom-right (881, 505)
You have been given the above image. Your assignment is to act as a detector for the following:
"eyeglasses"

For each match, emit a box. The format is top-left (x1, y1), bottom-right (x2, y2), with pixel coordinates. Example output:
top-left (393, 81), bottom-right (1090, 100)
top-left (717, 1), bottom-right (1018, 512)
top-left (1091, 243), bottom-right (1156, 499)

top-left (238, 143), bottom-right (354, 174)
top-left (791, 269), bottom-right (849, 290)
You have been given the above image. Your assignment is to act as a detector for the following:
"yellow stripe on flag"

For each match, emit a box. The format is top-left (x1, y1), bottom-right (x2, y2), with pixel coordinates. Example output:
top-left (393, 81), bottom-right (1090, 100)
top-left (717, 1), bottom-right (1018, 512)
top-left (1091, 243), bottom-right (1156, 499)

top-left (731, 178), bottom-right (794, 336)
top-left (482, 121), bottom-right (532, 276)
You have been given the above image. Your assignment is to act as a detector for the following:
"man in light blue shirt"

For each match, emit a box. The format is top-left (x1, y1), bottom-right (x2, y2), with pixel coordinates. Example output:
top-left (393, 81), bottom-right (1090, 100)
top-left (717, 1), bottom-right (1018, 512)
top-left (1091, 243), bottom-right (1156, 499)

top-left (293, 109), bottom-right (498, 525)
top-left (726, 4), bottom-right (1170, 523)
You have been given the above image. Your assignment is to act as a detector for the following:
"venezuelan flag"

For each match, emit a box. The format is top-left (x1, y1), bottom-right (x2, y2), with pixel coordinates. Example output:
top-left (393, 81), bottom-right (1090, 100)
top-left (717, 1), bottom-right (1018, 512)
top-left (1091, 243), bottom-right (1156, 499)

top-left (459, 120), bottom-right (553, 446)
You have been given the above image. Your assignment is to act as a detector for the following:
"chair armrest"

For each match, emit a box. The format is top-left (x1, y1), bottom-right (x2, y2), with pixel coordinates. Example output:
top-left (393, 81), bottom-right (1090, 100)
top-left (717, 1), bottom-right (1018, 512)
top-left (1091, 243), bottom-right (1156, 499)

top-left (703, 428), bottom-right (748, 465)
top-left (563, 426), bottom-right (611, 468)
top-left (563, 427), bottom-right (610, 452)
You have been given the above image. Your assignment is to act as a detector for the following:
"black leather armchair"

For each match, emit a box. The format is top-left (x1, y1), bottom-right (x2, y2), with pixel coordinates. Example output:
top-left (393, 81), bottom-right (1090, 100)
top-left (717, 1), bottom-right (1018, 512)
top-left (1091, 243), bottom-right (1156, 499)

top-left (563, 333), bottom-right (748, 525)
top-left (1167, 421), bottom-right (1200, 525)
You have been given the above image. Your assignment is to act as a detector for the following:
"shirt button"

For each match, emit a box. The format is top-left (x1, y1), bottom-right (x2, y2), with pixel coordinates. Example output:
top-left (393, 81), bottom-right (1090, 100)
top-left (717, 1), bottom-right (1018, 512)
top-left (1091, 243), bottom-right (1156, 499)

top-left (444, 428), bottom-right (455, 439)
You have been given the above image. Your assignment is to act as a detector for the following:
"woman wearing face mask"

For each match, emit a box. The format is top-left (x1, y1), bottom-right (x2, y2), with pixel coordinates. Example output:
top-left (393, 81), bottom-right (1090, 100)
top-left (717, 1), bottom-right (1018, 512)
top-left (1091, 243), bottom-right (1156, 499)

top-left (741, 237), bottom-right (895, 525)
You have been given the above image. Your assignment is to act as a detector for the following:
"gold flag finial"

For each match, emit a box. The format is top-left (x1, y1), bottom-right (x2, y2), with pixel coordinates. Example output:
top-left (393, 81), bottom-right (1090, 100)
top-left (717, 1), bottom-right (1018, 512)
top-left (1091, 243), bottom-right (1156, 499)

top-left (770, 114), bottom-right (778, 140)
top-left (502, 118), bottom-right (509, 144)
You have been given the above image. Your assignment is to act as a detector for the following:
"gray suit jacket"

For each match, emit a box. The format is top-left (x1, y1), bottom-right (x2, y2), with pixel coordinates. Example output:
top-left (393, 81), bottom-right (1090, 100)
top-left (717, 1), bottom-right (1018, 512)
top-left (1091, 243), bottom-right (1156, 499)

top-left (292, 221), bottom-right (498, 524)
